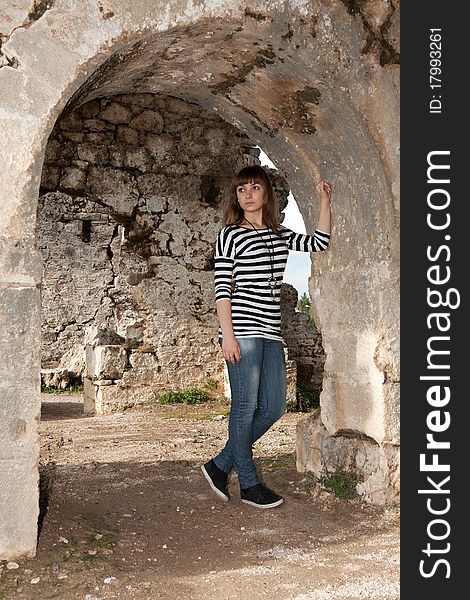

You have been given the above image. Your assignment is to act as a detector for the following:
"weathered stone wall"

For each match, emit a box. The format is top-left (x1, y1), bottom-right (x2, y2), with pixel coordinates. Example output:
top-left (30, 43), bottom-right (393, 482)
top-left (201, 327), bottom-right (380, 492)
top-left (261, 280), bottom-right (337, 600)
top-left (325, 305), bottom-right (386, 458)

top-left (37, 92), bottom-right (315, 409)
top-left (0, 0), bottom-right (399, 558)
top-left (37, 93), bottom-right (252, 397)
top-left (281, 283), bottom-right (325, 390)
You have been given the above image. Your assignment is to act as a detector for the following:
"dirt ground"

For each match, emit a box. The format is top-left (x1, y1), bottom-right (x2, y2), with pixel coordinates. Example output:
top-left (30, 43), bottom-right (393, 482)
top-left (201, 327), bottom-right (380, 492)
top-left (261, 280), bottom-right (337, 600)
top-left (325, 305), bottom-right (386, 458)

top-left (0, 394), bottom-right (399, 600)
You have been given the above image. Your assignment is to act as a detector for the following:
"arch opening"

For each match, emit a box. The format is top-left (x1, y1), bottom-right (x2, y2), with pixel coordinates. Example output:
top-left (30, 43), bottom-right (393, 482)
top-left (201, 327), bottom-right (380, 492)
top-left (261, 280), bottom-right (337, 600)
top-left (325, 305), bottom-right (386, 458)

top-left (36, 91), bottom-right (326, 417)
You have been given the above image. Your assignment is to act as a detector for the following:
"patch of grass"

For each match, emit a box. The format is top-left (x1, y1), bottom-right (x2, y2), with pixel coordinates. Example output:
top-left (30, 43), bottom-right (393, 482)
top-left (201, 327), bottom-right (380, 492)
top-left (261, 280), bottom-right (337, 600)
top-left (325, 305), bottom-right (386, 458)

top-left (41, 385), bottom-right (62, 394)
top-left (158, 387), bottom-right (209, 405)
top-left (202, 377), bottom-right (217, 391)
top-left (86, 533), bottom-right (116, 550)
top-left (300, 471), bottom-right (317, 492)
top-left (320, 471), bottom-right (359, 501)
top-left (64, 383), bottom-right (83, 393)
top-left (41, 382), bottom-right (84, 394)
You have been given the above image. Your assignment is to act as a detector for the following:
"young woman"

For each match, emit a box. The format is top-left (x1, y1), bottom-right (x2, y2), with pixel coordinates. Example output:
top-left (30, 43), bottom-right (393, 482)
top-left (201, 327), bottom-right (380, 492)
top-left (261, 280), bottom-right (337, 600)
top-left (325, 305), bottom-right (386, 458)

top-left (202, 165), bottom-right (332, 508)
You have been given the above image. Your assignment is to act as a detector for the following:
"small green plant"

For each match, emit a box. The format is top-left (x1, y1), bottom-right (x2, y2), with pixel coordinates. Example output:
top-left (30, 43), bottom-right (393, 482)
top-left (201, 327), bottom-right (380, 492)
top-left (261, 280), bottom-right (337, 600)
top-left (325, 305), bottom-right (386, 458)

top-left (320, 471), bottom-right (359, 501)
top-left (64, 383), bottom-right (83, 393)
top-left (203, 377), bottom-right (217, 391)
top-left (41, 384), bottom-right (61, 394)
top-left (158, 387), bottom-right (209, 405)
top-left (297, 292), bottom-right (315, 324)
top-left (41, 382), bottom-right (83, 394)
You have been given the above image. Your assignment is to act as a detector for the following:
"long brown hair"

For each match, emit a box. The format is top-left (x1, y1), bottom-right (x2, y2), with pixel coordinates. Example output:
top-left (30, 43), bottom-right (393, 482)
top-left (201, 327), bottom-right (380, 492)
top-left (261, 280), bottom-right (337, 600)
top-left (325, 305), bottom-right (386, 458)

top-left (222, 165), bottom-right (282, 236)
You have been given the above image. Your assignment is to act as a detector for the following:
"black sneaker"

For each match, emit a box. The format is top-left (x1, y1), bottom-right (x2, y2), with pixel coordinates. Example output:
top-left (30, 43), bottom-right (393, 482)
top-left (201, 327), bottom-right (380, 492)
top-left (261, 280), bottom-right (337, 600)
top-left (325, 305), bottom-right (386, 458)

top-left (201, 460), bottom-right (230, 502)
top-left (240, 483), bottom-right (284, 508)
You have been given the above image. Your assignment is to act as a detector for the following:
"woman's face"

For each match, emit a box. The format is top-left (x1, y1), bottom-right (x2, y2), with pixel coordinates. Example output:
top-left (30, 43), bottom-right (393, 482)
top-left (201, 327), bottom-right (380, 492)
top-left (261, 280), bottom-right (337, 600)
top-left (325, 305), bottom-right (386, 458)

top-left (236, 181), bottom-right (265, 215)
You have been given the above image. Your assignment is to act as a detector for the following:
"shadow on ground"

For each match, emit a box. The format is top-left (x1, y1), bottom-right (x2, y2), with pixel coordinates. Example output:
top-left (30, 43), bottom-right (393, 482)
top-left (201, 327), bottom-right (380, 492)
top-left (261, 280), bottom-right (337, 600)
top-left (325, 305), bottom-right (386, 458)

top-left (41, 400), bottom-right (85, 421)
top-left (0, 397), bottom-right (399, 599)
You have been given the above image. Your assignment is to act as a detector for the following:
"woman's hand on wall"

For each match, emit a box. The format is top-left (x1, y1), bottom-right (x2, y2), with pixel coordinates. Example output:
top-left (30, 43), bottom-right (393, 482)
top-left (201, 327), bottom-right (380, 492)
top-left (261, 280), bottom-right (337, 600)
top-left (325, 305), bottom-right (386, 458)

top-left (316, 179), bottom-right (332, 233)
top-left (316, 179), bottom-right (332, 204)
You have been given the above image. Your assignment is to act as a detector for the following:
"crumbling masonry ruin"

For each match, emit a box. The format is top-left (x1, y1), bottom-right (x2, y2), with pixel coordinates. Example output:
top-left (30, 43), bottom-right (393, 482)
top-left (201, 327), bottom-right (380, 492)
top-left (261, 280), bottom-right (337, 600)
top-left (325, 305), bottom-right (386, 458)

top-left (37, 94), bottom-right (319, 412)
top-left (0, 0), bottom-right (400, 558)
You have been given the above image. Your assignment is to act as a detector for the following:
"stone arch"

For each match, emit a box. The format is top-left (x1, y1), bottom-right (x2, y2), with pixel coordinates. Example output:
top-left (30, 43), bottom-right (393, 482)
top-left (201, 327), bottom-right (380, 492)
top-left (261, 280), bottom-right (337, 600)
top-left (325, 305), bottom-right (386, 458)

top-left (0, 0), bottom-right (399, 558)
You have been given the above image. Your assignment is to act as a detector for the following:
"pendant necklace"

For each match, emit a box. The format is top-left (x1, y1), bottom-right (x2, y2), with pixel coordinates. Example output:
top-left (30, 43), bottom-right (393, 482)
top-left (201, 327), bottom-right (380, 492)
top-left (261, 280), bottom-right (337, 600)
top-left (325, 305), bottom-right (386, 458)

top-left (243, 218), bottom-right (278, 297)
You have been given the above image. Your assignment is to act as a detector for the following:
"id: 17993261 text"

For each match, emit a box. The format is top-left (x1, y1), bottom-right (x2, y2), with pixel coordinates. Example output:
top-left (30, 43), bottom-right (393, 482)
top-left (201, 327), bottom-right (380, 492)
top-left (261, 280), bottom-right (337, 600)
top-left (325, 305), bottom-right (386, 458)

top-left (429, 28), bottom-right (442, 114)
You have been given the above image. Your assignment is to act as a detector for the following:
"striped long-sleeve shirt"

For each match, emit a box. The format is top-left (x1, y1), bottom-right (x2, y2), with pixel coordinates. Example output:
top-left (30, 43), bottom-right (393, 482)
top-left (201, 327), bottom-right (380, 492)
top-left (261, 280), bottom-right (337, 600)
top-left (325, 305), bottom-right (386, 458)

top-left (214, 224), bottom-right (330, 341)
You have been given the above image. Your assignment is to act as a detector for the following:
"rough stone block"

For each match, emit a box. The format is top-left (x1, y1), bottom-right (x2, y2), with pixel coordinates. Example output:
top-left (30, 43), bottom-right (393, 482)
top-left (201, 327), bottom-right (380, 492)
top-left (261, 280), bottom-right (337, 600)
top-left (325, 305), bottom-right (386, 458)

top-left (44, 139), bottom-right (62, 163)
top-left (83, 376), bottom-right (97, 415)
top-left (96, 383), bottom-right (156, 414)
top-left (87, 167), bottom-right (138, 215)
top-left (285, 357), bottom-right (297, 407)
top-left (40, 165), bottom-right (61, 190)
top-left (296, 408), bottom-right (400, 505)
top-left (203, 127), bottom-right (227, 155)
top-left (86, 345), bottom-right (127, 380)
top-left (126, 352), bottom-right (160, 382)
top-left (58, 111), bottom-right (83, 131)
top-left (296, 409), bottom-right (399, 505)
top-left (117, 126), bottom-right (139, 145)
top-left (77, 143), bottom-right (109, 164)
top-left (142, 134), bottom-right (174, 164)
top-left (101, 102), bottom-right (132, 124)
top-left (0, 288), bottom-right (41, 387)
top-left (296, 408), bottom-right (324, 475)
top-left (108, 145), bottom-right (125, 167)
top-left (0, 1), bottom-right (33, 34)
top-left (321, 374), bottom-right (385, 443)
top-left (41, 368), bottom-right (71, 390)
top-left (0, 456), bottom-right (39, 559)
top-left (86, 131), bottom-right (115, 145)
top-left (130, 109), bottom-right (164, 132)
top-left (83, 118), bottom-right (113, 131)
top-left (124, 147), bottom-right (151, 171)
top-left (61, 131), bottom-right (85, 143)
top-left (79, 100), bottom-right (100, 119)
top-left (0, 330), bottom-right (40, 558)
top-left (59, 167), bottom-right (86, 192)
top-left (320, 331), bottom-right (386, 443)
top-left (0, 239), bottom-right (43, 288)
top-left (0, 387), bottom-right (40, 461)
top-left (383, 382), bottom-right (400, 444)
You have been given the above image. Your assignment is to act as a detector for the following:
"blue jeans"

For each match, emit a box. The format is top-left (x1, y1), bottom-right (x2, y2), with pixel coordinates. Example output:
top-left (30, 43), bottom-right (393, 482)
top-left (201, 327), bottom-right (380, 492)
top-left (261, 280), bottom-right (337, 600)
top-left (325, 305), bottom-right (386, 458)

top-left (213, 337), bottom-right (286, 488)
